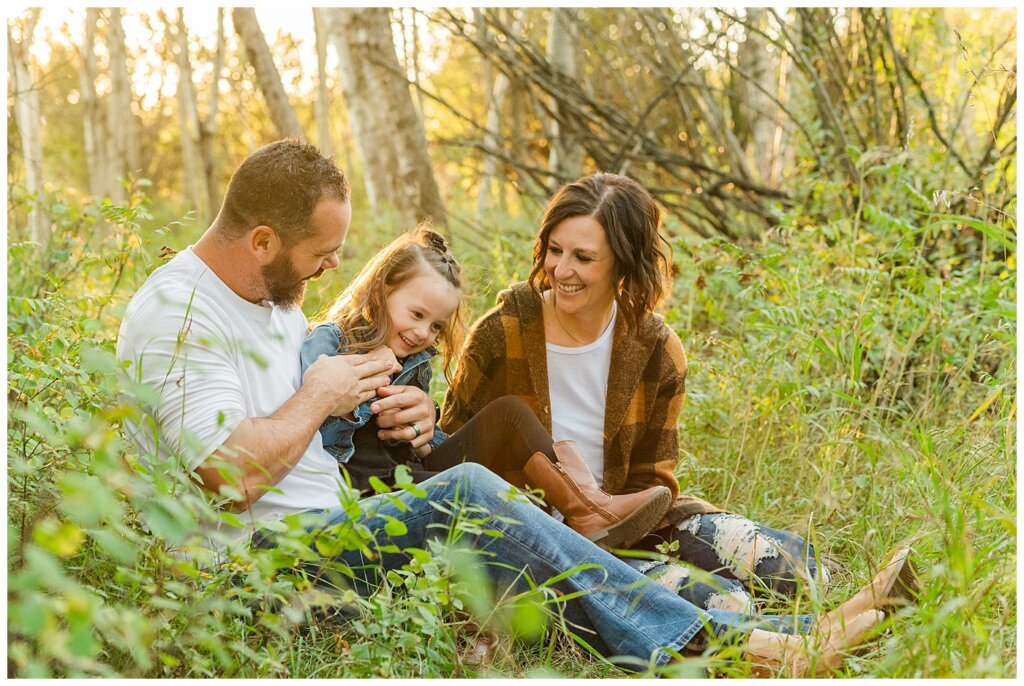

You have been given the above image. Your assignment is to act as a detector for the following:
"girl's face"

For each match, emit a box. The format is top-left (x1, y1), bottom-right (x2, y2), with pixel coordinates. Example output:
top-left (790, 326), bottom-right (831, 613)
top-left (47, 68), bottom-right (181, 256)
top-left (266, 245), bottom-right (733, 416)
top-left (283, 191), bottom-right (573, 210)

top-left (544, 215), bottom-right (617, 321)
top-left (385, 270), bottom-right (461, 359)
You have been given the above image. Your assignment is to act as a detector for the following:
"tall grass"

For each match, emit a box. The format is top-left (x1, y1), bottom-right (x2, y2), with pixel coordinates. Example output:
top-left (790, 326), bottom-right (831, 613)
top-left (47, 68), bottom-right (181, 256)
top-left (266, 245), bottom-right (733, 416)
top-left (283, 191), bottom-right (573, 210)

top-left (7, 177), bottom-right (1015, 676)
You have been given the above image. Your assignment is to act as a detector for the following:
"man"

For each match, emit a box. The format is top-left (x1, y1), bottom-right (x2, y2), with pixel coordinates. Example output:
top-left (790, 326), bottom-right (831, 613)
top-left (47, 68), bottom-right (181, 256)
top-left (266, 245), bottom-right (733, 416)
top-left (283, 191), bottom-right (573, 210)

top-left (117, 140), bottom-right (881, 674)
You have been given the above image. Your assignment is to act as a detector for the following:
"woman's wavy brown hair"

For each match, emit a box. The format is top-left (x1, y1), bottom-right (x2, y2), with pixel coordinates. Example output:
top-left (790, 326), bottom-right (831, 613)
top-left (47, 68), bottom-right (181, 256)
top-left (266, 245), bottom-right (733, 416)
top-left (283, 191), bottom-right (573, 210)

top-left (528, 173), bottom-right (672, 332)
top-left (319, 225), bottom-right (466, 383)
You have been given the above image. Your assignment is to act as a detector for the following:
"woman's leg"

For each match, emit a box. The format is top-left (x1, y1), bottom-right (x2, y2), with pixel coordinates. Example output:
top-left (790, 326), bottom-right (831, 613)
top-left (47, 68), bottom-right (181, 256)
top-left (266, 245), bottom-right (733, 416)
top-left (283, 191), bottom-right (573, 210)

top-left (620, 557), bottom-right (754, 614)
top-left (652, 513), bottom-right (829, 597)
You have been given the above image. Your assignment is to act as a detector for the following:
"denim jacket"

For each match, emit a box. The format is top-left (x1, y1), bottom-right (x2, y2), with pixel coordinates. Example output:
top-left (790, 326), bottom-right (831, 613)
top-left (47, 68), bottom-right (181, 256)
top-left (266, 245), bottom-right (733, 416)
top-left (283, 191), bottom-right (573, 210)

top-left (300, 322), bottom-right (448, 464)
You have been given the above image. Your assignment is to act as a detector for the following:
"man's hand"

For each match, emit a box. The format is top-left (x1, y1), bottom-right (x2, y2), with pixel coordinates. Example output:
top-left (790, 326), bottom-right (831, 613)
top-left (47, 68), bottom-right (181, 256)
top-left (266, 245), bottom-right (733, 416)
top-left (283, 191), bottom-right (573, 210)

top-left (303, 353), bottom-right (399, 417)
top-left (194, 353), bottom-right (399, 512)
top-left (372, 385), bottom-right (436, 451)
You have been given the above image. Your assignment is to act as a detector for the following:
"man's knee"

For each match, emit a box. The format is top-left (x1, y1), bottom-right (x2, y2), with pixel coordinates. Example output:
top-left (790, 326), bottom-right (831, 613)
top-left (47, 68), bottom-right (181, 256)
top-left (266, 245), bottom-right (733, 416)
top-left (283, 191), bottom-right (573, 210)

top-left (446, 461), bottom-right (508, 493)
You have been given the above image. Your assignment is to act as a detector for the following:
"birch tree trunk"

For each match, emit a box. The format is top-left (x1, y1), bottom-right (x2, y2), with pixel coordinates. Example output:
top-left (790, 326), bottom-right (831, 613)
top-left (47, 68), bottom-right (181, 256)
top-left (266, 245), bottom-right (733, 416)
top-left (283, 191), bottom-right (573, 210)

top-left (323, 7), bottom-right (446, 227)
top-left (770, 17), bottom-right (794, 188)
top-left (201, 8), bottom-right (225, 217)
top-left (409, 9), bottom-right (425, 120)
top-left (167, 9), bottom-right (209, 219)
top-left (736, 8), bottom-right (777, 184)
top-left (475, 9), bottom-right (515, 219)
top-left (545, 8), bottom-right (584, 181)
top-left (106, 7), bottom-right (139, 202)
top-left (232, 8), bottom-right (304, 139)
top-left (7, 11), bottom-right (48, 247)
top-left (312, 8), bottom-right (334, 158)
top-left (78, 8), bottom-right (109, 199)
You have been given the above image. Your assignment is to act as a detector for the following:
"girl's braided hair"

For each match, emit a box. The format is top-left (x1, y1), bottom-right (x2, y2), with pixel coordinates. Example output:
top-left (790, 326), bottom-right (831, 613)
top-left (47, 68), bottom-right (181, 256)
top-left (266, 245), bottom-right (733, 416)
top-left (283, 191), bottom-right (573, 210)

top-left (317, 225), bottom-right (466, 382)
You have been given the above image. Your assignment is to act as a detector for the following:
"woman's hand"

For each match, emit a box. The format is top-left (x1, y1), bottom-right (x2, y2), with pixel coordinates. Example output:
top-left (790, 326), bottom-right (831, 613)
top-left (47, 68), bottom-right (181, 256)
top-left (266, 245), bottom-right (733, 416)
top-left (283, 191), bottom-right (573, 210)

top-left (371, 385), bottom-right (436, 451)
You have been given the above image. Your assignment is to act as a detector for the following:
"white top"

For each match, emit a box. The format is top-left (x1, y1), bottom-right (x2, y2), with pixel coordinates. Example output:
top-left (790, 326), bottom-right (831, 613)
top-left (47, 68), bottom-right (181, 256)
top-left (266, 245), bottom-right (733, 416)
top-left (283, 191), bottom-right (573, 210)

top-left (545, 301), bottom-right (617, 487)
top-left (116, 248), bottom-right (343, 547)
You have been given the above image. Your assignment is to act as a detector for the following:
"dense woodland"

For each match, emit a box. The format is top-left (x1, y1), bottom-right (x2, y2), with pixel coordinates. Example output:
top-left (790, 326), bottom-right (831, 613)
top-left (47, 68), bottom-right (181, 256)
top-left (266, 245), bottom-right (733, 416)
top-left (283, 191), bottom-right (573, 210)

top-left (7, 7), bottom-right (1017, 678)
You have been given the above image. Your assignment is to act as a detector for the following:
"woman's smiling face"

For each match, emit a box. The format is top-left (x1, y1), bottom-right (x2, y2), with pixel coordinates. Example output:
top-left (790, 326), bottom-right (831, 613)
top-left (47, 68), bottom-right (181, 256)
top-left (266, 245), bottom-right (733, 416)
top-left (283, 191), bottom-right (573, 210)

top-left (543, 215), bottom-right (617, 322)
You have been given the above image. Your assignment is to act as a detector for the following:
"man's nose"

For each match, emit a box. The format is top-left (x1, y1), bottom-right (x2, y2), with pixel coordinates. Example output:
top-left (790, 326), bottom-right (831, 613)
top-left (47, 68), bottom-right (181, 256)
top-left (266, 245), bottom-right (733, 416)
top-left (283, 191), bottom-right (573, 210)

top-left (322, 252), bottom-right (340, 270)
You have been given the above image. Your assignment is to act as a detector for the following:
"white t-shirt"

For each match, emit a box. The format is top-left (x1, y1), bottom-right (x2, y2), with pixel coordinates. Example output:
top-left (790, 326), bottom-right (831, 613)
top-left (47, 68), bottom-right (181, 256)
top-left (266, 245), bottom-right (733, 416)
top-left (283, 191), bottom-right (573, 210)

top-left (116, 248), bottom-right (344, 546)
top-left (546, 302), bottom-right (617, 487)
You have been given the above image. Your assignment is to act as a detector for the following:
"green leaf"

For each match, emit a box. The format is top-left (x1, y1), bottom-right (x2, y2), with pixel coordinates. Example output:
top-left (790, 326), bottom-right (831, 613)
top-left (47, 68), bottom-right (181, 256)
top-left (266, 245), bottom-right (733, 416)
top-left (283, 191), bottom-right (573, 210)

top-left (141, 500), bottom-right (193, 544)
top-left (367, 476), bottom-right (392, 494)
top-left (382, 516), bottom-right (408, 537)
top-left (80, 343), bottom-right (116, 373)
top-left (68, 619), bottom-right (99, 658)
top-left (57, 472), bottom-right (124, 528)
top-left (89, 528), bottom-right (137, 564)
top-left (33, 519), bottom-right (85, 558)
top-left (8, 594), bottom-right (48, 639)
top-left (393, 463), bottom-right (413, 485)
top-left (510, 593), bottom-right (548, 641)
top-left (395, 481), bottom-right (428, 499)
top-left (219, 510), bottom-right (245, 529)
top-left (922, 214), bottom-right (1016, 250)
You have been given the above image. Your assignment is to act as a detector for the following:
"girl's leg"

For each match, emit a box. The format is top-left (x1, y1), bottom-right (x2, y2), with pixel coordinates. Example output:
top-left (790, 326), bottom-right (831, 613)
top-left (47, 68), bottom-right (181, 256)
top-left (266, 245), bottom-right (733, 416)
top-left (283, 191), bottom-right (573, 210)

top-left (427, 396), bottom-right (673, 550)
top-left (425, 395), bottom-right (556, 473)
top-left (648, 513), bottom-right (829, 597)
top-left (423, 397), bottom-right (557, 479)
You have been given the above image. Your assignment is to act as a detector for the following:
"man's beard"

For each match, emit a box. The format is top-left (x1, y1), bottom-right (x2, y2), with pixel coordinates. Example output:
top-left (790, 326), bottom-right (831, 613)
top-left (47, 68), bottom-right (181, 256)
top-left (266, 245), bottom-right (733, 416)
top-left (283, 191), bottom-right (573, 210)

top-left (261, 252), bottom-right (322, 309)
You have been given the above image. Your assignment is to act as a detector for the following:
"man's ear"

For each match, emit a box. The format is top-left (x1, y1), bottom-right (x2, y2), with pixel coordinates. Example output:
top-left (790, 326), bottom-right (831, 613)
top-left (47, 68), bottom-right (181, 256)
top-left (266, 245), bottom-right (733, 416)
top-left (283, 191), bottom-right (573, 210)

top-left (248, 225), bottom-right (282, 265)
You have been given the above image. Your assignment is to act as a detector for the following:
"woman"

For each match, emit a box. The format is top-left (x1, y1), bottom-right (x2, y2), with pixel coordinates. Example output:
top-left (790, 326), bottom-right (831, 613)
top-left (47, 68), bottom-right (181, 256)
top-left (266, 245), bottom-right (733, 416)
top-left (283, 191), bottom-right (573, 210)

top-left (442, 173), bottom-right (830, 612)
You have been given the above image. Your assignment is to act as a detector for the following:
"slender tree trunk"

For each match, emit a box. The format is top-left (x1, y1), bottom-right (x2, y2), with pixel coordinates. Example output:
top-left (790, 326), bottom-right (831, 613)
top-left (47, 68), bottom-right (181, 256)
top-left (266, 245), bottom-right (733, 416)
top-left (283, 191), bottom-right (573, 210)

top-left (735, 8), bottom-right (777, 184)
top-left (312, 8), bottom-right (334, 158)
top-left (201, 8), bottom-right (225, 218)
top-left (409, 9), bottom-right (425, 120)
top-left (772, 10), bottom-right (799, 185)
top-left (323, 7), bottom-right (447, 227)
top-left (232, 7), bottom-right (304, 139)
top-left (545, 8), bottom-right (584, 180)
top-left (78, 8), bottom-right (108, 199)
top-left (166, 9), bottom-right (209, 219)
top-left (475, 9), bottom-right (516, 220)
top-left (7, 11), bottom-right (48, 247)
top-left (106, 7), bottom-right (139, 201)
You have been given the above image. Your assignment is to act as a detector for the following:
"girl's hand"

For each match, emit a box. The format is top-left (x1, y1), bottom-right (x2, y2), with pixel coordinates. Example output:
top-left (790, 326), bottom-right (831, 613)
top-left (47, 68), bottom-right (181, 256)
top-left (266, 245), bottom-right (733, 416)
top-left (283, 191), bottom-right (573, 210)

top-left (412, 443), bottom-right (432, 459)
top-left (371, 385), bottom-right (436, 450)
top-left (364, 345), bottom-right (401, 375)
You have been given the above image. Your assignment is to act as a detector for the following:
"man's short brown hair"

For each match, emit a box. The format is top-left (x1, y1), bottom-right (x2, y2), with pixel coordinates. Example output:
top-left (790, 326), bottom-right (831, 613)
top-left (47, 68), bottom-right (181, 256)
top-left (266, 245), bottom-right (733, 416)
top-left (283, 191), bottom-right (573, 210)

top-left (214, 139), bottom-right (349, 245)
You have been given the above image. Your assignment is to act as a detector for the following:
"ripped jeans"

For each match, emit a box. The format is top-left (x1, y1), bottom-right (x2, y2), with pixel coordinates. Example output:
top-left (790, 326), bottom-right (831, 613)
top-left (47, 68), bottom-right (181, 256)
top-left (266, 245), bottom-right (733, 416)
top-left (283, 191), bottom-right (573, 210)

top-left (625, 513), bottom-right (831, 614)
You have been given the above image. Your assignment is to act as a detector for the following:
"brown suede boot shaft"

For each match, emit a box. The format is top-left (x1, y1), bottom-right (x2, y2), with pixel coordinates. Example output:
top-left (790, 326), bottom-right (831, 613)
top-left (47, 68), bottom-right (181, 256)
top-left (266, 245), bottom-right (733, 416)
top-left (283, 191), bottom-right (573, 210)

top-left (522, 440), bottom-right (672, 544)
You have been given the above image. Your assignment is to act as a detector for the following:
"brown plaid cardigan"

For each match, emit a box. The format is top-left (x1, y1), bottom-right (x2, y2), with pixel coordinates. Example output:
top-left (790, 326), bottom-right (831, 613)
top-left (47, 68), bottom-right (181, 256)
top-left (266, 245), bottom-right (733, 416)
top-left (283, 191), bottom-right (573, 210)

top-left (441, 282), bottom-right (722, 528)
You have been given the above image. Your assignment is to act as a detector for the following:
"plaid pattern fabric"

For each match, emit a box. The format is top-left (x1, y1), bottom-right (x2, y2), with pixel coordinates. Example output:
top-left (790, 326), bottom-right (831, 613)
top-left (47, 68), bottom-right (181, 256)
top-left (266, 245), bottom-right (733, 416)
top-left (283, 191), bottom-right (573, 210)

top-left (442, 282), bottom-right (722, 526)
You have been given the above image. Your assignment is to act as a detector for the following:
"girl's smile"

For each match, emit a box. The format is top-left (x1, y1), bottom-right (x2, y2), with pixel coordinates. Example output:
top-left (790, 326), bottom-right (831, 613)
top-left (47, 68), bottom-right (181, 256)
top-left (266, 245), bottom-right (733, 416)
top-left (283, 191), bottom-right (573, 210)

top-left (385, 272), bottom-right (461, 358)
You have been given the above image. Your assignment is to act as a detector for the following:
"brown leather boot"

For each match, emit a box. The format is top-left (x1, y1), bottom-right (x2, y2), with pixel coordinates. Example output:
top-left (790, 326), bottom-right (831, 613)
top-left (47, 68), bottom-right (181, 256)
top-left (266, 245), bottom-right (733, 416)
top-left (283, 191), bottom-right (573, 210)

top-left (522, 440), bottom-right (673, 550)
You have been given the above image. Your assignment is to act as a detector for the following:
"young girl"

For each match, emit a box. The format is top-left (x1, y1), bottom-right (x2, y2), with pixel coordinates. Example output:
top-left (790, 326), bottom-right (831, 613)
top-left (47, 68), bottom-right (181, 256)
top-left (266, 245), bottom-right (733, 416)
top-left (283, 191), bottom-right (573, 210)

top-left (300, 226), bottom-right (672, 550)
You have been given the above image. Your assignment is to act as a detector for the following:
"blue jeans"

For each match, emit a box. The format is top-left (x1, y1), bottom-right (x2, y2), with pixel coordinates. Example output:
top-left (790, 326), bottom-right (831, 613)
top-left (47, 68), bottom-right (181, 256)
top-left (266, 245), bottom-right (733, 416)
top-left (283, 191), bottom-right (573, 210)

top-left (254, 464), bottom-right (811, 670)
